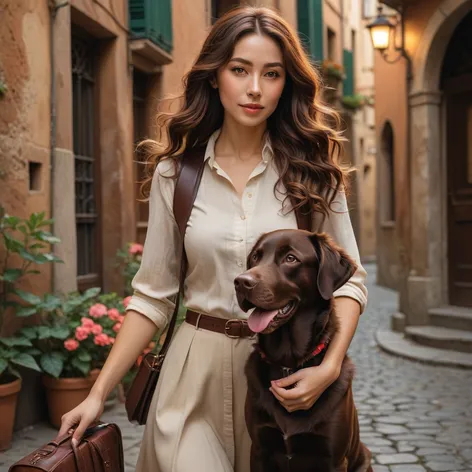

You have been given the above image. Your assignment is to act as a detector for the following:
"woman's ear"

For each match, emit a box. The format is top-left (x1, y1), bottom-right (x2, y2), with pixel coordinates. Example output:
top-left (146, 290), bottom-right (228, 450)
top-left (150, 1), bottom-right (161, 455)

top-left (210, 76), bottom-right (218, 89)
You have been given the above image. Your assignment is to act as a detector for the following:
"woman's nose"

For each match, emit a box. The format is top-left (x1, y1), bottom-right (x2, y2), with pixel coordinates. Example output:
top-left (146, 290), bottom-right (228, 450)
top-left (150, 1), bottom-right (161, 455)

top-left (247, 77), bottom-right (261, 97)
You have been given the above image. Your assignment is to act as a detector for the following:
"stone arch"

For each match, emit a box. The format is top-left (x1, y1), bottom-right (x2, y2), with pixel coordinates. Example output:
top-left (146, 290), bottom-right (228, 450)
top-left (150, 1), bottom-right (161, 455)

top-left (412, 0), bottom-right (472, 93)
top-left (405, 0), bottom-right (472, 323)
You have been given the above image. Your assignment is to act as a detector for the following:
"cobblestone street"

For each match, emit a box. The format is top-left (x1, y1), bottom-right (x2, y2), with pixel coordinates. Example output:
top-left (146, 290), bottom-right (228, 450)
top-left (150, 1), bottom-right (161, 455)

top-left (1, 263), bottom-right (471, 471)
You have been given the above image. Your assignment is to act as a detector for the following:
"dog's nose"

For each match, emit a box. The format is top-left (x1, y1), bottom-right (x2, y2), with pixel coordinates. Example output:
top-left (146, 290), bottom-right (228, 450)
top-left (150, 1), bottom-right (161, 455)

top-left (234, 273), bottom-right (258, 291)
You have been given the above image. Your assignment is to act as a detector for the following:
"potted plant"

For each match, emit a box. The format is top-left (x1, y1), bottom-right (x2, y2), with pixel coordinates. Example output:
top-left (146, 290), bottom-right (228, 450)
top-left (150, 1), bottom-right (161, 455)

top-left (0, 208), bottom-right (60, 449)
top-left (17, 288), bottom-right (121, 428)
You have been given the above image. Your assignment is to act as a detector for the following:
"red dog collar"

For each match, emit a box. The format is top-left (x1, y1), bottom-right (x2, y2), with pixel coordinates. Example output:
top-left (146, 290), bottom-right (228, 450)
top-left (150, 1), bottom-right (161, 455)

top-left (256, 334), bottom-right (330, 370)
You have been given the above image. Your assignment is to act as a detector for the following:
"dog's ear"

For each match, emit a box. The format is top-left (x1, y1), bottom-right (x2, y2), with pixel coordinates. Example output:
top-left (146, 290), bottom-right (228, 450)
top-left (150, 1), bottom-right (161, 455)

top-left (310, 233), bottom-right (357, 300)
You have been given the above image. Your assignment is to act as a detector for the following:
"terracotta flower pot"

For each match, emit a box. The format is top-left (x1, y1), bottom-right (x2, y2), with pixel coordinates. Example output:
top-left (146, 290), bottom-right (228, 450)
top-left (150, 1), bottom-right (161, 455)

top-left (0, 377), bottom-right (22, 451)
top-left (42, 369), bottom-right (100, 429)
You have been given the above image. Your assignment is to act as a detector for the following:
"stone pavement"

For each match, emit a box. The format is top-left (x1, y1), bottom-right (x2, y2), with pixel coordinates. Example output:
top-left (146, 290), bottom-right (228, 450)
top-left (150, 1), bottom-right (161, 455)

top-left (1, 263), bottom-right (472, 471)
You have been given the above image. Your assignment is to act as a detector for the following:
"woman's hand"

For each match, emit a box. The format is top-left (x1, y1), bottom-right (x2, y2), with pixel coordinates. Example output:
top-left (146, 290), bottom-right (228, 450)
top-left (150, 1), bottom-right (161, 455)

top-left (269, 361), bottom-right (340, 413)
top-left (56, 393), bottom-right (105, 447)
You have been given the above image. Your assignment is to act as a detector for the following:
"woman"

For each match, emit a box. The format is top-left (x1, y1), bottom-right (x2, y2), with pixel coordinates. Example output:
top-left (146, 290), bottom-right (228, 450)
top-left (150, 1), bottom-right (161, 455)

top-left (59, 6), bottom-right (367, 472)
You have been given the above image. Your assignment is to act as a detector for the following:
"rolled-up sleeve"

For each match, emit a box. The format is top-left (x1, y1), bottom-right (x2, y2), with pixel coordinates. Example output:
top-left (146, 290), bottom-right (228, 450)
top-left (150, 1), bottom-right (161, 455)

top-left (126, 160), bottom-right (181, 329)
top-left (319, 190), bottom-right (368, 313)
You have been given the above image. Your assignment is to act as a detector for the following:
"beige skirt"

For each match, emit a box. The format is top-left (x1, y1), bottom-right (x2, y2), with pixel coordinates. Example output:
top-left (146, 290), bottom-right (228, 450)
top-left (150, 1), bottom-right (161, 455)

top-left (135, 319), bottom-right (255, 472)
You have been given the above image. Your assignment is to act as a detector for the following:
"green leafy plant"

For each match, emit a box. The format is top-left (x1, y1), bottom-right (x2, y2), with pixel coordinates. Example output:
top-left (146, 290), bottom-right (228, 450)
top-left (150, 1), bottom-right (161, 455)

top-left (19, 289), bottom-right (123, 379)
top-left (341, 94), bottom-right (370, 110)
top-left (116, 242), bottom-right (143, 296)
top-left (0, 207), bottom-right (62, 383)
top-left (0, 79), bottom-right (7, 97)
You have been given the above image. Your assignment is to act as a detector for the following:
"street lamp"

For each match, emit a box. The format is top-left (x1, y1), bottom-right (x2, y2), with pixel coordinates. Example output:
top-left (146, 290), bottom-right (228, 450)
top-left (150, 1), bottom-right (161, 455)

top-left (366, 7), bottom-right (393, 51)
top-left (366, 5), bottom-right (412, 79)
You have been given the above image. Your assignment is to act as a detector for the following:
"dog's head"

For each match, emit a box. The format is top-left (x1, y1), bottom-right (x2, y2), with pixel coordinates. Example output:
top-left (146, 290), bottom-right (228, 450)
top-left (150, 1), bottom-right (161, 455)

top-left (234, 230), bottom-right (357, 334)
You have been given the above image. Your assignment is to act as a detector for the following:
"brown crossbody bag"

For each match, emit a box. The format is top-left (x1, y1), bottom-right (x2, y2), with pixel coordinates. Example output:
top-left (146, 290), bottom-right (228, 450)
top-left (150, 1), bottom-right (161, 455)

top-left (125, 147), bottom-right (312, 425)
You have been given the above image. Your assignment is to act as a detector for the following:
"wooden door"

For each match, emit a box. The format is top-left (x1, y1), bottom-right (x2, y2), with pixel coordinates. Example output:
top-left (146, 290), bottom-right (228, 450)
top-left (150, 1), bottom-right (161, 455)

top-left (445, 77), bottom-right (472, 307)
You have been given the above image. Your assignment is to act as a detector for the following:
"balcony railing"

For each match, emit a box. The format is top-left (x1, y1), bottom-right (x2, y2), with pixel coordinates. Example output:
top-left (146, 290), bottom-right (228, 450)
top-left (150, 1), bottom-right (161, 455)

top-left (129, 0), bottom-right (173, 54)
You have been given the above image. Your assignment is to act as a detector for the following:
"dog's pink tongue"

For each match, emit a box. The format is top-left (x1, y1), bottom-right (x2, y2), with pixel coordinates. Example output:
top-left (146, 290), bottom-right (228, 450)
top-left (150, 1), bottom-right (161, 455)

top-left (247, 308), bottom-right (279, 333)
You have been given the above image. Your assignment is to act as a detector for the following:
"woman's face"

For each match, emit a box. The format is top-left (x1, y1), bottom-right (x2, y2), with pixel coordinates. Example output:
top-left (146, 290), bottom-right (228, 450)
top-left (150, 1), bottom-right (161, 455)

top-left (214, 33), bottom-right (286, 128)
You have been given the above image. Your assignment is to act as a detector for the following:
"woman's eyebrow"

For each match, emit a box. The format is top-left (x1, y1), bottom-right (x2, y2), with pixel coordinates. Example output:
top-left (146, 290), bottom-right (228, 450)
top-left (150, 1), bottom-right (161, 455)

top-left (229, 57), bottom-right (284, 68)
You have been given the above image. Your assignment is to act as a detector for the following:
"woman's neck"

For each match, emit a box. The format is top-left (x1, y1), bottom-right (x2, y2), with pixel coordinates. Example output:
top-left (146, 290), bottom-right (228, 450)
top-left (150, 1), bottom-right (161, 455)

top-left (215, 119), bottom-right (267, 161)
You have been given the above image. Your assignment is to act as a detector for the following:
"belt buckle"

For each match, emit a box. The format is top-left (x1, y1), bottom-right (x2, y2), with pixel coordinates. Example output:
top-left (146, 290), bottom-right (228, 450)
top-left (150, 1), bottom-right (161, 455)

top-left (224, 319), bottom-right (256, 339)
top-left (225, 319), bottom-right (242, 338)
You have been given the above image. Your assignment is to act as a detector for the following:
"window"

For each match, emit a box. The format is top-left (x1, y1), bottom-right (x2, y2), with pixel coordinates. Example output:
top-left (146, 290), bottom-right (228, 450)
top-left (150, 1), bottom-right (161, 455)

top-left (72, 32), bottom-right (102, 290)
top-left (380, 122), bottom-right (395, 223)
top-left (327, 28), bottom-right (336, 61)
top-left (211, 0), bottom-right (240, 22)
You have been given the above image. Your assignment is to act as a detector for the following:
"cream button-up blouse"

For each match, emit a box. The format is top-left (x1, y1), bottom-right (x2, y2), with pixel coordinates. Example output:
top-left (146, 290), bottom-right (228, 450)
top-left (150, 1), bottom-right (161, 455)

top-left (127, 129), bottom-right (367, 326)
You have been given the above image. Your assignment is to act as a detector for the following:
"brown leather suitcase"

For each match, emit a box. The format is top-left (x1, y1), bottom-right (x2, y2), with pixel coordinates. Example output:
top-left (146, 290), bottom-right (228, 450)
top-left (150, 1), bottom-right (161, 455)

top-left (8, 422), bottom-right (124, 472)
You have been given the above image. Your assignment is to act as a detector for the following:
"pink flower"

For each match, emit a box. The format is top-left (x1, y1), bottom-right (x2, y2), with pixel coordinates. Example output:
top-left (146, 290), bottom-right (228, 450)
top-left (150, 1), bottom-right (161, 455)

top-left (75, 326), bottom-right (90, 341)
top-left (64, 339), bottom-right (79, 351)
top-left (94, 333), bottom-right (112, 346)
top-left (119, 315), bottom-right (125, 323)
top-left (112, 322), bottom-right (122, 333)
top-left (81, 317), bottom-right (94, 328)
top-left (91, 323), bottom-right (103, 335)
top-left (108, 308), bottom-right (121, 321)
top-left (89, 303), bottom-right (107, 318)
top-left (129, 243), bottom-right (144, 255)
top-left (123, 296), bottom-right (132, 308)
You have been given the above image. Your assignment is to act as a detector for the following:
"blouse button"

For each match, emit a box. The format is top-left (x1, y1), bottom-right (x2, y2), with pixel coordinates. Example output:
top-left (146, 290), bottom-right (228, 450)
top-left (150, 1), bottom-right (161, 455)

top-left (240, 214), bottom-right (246, 220)
top-left (247, 192), bottom-right (253, 199)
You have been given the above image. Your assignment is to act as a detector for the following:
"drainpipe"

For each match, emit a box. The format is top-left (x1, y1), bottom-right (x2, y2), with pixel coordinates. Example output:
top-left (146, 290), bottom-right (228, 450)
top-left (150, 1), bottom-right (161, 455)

top-left (47, 0), bottom-right (68, 291)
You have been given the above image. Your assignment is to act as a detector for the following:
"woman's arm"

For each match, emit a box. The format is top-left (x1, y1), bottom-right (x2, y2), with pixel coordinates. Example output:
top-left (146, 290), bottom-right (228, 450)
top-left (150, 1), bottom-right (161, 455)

top-left (58, 161), bottom-right (181, 442)
top-left (89, 310), bottom-right (158, 401)
top-left (322, 297), bottom-right (361, 378)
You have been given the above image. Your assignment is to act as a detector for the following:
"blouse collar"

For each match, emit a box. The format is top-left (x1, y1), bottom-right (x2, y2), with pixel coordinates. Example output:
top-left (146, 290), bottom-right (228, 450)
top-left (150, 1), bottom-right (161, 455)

top-left (204, 128), bottom-right (274, 169)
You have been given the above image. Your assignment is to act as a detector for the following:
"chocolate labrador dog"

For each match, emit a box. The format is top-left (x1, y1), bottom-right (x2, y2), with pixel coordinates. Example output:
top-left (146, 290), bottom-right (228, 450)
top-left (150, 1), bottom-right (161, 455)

top-left (234, 229), bottom-right (372, 472)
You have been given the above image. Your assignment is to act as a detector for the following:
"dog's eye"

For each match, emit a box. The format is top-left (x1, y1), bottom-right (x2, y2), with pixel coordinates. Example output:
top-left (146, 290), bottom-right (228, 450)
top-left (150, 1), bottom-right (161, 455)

top-left (251, 252), bottom-right (259, 262)
top-left (285, 254), bottom-right (299, 263)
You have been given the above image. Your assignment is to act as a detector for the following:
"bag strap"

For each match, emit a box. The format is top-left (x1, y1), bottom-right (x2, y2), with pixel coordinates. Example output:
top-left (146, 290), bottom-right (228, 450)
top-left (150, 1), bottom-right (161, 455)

top-left (159, 147), bottom-right (312, 354)
top-left (158, 148), bottom-right (206, 357)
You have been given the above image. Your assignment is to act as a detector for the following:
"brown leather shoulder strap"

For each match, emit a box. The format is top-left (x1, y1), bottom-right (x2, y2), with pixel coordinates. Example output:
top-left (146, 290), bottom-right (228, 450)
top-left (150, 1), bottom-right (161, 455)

top-left (159, 148), bottom-right (206, 355)
top-left (293, 202), bottom-right (312, 232)
top-left (173, 148), bottom-right (206, 237)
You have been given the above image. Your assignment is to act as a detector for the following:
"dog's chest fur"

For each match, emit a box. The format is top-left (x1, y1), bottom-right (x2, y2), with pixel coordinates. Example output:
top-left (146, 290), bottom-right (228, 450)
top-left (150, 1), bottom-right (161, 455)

top-left (246, 354), bottom-right (356, 439)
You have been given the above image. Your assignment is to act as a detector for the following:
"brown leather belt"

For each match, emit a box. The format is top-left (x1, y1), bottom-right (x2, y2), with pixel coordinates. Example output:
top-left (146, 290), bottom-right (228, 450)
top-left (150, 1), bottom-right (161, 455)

top-left (185, 310), bottom-right (255, 339)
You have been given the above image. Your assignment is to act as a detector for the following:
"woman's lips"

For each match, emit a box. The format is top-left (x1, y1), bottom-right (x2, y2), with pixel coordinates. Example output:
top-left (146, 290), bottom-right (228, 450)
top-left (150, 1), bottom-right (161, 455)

top-left (239, 104), bottom-right (264, 115)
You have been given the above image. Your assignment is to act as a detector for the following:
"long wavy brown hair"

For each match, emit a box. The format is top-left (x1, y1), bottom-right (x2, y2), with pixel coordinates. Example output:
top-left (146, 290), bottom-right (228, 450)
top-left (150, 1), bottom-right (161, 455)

top-left (138, 6), bottom-right (349, 218)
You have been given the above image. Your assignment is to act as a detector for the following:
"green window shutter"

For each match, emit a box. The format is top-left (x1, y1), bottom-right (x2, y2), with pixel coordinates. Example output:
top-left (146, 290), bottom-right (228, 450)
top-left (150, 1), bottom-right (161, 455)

top-left (129, 0), bottom-right (173, 54)
top-left (343, 49), bottom-right (354, 96)
top-left (313, 0), bottom-right (323, 61)
top-left (297, 0), bottom-right (323, 61)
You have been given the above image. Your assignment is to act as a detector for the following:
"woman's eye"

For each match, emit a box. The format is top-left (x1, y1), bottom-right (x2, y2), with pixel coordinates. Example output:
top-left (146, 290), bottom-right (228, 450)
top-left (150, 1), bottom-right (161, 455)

top-left (286, 254), bottom-right (298, 263)
top-left (232, 67), bottom-right (246, 75)
top-left (266, 71), bottom-right (280, 78)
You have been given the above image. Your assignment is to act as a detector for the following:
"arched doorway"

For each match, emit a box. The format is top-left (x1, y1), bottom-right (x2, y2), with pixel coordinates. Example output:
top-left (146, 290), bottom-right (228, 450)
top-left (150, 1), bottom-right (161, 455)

top-left (380, 122), bottom-right (395, 224)
top-left (441, 11), bottom-right (472, 307)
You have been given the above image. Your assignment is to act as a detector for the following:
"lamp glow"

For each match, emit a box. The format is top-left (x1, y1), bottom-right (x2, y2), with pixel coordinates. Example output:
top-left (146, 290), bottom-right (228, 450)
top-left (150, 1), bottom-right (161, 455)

top-left (367, 7), bottom-right (394, 51)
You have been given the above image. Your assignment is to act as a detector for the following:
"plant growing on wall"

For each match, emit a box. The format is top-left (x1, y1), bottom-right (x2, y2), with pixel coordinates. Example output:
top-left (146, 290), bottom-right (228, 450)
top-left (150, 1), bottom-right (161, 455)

top-left (341, 94), bottom-right (371, 111)
top-left (321, 60), bottom-right (346, 81)
top-left (0, 79), bottom-right (7, 97)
